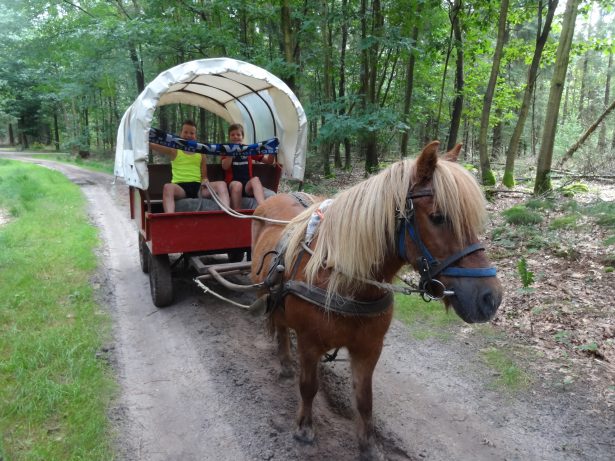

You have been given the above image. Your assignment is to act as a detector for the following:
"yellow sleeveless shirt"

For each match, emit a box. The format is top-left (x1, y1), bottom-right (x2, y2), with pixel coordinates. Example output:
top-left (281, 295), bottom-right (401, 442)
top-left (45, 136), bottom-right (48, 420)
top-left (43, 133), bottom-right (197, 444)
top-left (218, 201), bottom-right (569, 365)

top-left (171, 150), bottom-right (202, 183)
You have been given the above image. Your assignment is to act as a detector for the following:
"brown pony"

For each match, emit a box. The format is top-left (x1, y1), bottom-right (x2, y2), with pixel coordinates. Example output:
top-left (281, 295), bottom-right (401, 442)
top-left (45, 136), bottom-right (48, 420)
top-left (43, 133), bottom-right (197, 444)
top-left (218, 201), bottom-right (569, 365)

top-left (250, 141), bottom-right (503, 460)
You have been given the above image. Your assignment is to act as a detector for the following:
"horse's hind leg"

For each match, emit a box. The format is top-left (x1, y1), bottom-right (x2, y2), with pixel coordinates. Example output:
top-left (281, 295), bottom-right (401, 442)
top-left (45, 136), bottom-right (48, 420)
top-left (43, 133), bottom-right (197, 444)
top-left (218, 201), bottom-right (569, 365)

top-left (270, 309), bottom-right (294, 379)
top-left (350, 347), bottom-right (385, 461)
top-left (293, 336), bottom-right (320, 443)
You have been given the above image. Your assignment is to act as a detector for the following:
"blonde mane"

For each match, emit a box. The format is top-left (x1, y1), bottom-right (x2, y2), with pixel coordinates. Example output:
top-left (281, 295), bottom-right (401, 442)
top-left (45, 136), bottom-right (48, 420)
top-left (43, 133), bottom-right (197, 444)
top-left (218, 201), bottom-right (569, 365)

top-left (283, 157), bottom-right (487, 297)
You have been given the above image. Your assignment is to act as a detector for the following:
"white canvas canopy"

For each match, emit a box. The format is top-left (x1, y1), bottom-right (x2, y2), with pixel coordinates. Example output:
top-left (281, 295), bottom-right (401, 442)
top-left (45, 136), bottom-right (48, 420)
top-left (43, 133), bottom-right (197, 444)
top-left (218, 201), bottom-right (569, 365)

top-left (115, 58), bottom-right (307, 189)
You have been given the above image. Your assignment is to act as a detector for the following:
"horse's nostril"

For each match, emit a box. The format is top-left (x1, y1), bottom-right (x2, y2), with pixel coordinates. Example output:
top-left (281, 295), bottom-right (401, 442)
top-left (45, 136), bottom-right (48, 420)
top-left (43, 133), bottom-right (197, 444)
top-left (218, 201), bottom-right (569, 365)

top-left (483, 292), bottom-right (494, 308)
top-left (481, 291), bottom-right (498, 318)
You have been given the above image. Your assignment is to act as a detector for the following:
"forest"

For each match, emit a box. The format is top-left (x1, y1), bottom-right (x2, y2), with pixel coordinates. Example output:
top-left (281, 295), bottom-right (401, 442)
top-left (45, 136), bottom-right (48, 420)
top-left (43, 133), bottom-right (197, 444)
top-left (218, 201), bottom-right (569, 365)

top-left (0, 0), bottom-right (613, 192)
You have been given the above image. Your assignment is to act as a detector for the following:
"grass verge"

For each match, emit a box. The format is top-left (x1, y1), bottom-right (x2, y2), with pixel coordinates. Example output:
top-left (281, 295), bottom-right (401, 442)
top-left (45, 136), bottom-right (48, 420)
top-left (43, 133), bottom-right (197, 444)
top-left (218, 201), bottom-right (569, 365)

top-left (0, 159), bottom-right (116, 460)
top-left (394, 293), bottom-right (463, 340)
top-left (395, 292), bottom-right (529, 390)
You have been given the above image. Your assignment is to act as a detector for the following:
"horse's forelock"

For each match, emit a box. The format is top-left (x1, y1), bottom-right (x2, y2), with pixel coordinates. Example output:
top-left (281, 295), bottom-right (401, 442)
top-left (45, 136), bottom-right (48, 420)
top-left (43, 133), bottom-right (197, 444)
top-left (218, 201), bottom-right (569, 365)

top-left (432, 160), bottom-right (487, 244)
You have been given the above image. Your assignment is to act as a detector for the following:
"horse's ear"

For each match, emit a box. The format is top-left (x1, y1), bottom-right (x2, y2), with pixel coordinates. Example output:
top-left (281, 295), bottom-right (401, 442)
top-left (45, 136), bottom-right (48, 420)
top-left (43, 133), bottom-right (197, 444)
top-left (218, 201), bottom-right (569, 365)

top-left (415, 141), bottom-right (440, 183)
top-left (443, 143), bottom-right (462, 162)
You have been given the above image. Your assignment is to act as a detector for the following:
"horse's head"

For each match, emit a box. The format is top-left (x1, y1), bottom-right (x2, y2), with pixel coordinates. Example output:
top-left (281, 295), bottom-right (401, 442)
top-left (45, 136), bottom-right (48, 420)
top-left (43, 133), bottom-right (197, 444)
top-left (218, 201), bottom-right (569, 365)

top-left (399, 141), bottom-right (503, 323)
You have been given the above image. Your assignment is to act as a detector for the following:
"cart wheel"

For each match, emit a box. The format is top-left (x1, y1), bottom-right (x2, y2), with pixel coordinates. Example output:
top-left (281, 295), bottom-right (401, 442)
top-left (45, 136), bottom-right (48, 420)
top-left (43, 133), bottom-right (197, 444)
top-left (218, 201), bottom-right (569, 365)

top-left (139, 234), bottom-right (150, 273)
top-left (149, 254), bottom-right (173, 307)
top-left (227, 250), bottom-right (245, 263)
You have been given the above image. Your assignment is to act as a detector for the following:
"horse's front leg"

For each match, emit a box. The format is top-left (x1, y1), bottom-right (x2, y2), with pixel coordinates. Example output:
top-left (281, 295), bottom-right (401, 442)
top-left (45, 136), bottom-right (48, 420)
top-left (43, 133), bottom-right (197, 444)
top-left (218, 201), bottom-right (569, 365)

top-left (350, 347), bottom-right (385, 461)
top-left (294, 336), bottom-right (321, 443)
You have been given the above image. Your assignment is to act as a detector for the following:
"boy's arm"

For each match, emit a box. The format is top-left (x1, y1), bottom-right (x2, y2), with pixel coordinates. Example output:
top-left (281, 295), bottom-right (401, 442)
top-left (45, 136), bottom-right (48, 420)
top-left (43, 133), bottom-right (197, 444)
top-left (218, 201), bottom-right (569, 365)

top-left (200, 155), bottom-right (208, 184)
top-left (149, 142), bottom-right (178, 160)
top-left (221, 156), bottom-right (232, 170)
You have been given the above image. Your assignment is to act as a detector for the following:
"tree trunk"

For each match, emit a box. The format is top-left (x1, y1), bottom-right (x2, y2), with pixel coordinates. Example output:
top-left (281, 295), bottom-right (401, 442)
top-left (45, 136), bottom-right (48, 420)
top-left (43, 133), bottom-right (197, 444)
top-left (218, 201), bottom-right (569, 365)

top-left (280, 0), bottom-right (297, 93)
top-left (478, 0), bottom-right (509, 185)
top-left (503, 0), bottom-right (557, 188)
top-left (447, 0), bottom-right (464, 151)
top-left (362, 0), bottom-right (381, 174)
top-left (400, 4), bottom-right (421, 157)
top-left (54, 111), bottom-right (60, 152)
top-left (129, 46), bottom-right (145, 94)
top-left (534, 0), bottom-right (581, 194)
top-left (557, 98), bottom-right (615, 167)
top-left (492, 116), bottom-right (502, 159)
top-left (19, 117), bottom-right (29, 149)
top-left (434, 1), bottom-right (456, 141)
top-left (578, 52), bottom-right (589, 122)
top-left (369, 0), bottom-right (382, 171)
top-left (8, 123), bottom-right (15, 146)
top-left (338, 0), bottom-right (350, 169)
top-left (597, 52), bottom-right (612, 154)
top-left (320, 0), bottom-right (333, 176)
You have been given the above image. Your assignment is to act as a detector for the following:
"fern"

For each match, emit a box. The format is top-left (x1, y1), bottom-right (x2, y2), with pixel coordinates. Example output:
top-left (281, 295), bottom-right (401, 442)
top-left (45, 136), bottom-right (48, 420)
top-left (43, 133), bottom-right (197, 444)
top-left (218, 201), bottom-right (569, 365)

top-left (517, 257), bottom-right (534, 288)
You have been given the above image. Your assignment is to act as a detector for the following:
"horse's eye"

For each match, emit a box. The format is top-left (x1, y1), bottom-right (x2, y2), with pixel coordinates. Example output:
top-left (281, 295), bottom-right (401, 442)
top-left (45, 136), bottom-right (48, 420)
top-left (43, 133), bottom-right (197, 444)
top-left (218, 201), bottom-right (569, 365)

top-left (429, 213), bottom-right (446, 225)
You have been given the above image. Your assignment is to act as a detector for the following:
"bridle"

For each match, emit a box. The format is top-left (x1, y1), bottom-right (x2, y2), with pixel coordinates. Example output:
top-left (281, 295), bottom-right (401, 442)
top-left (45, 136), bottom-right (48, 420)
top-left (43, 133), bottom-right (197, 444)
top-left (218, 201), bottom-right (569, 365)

top-left (397, 188), bottom-right (497, 301)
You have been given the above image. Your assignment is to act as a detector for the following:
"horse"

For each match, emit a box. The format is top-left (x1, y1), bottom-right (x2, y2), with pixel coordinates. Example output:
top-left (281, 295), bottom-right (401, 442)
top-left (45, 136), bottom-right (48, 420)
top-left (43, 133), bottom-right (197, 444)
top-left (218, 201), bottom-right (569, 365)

top-left (250, 141), bottom-right (503, 460)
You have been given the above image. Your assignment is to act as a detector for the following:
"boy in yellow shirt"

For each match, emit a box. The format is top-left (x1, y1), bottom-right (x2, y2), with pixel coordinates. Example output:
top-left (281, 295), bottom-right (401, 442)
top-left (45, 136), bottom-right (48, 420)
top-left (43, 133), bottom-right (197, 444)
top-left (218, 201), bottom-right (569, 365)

top-left (149, 120), bottom-right (229, 212)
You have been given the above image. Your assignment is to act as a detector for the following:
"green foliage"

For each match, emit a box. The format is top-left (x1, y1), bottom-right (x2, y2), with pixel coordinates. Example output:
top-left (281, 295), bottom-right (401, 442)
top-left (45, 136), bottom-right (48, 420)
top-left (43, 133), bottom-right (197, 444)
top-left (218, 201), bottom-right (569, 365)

top-left (480, 347), bottom-right (530, 390)
top-left (575, 342), bottom-right (598, 352)
top-left (549, 214), bottom-right (578, 229)
top-left (583, 202), bottom-right (615, 239)
top-left (394, 292), bottom-right (463, 340)
top-left (0, 0), bottom-right (614, 179)
top-left (553, 330), bottom-right (571, 346)
top-left (517, 257), bottom-right (534, 289)
top-left (560, 182), bottom-right (590, 197)
top-left (502, 205), bottom-right (543, 225)
top-left (525, 198), bottom-right (555, 210)
top-left (0, 161), bottom-right (115, 460)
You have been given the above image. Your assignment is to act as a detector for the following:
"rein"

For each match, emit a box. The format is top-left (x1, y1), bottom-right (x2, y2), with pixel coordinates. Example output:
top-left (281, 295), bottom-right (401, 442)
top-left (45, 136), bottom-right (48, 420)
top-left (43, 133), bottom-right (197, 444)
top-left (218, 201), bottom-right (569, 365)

top-left (397, 188), bottom-right (497, 301)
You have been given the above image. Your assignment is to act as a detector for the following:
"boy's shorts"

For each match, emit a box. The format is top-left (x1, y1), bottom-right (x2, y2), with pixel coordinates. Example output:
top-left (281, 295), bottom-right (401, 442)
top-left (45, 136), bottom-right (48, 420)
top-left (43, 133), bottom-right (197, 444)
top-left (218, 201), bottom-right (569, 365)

top-left (177, 182), bottom-right (201, 199)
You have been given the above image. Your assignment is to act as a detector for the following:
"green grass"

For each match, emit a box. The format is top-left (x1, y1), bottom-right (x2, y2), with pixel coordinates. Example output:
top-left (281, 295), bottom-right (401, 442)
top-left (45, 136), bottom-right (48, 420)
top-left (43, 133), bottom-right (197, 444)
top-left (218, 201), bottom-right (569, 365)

top-left (480, 347), bottom-right (530, 390)
top-left (394, 293), bottom-right (464, 340)
top-left (0, 159), bottom-right (116, 460)
top-left (549, 214), bottom-right (579, 230)
top-left (502, 205), bottom-right (543, 225)
top-left (395, 290), bottom-right (528, 391)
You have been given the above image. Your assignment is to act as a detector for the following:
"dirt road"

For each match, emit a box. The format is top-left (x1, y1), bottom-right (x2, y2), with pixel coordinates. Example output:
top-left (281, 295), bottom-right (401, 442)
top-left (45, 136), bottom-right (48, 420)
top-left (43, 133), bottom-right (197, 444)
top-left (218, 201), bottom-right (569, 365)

top-left (7, 154), bottom-right (614, 460)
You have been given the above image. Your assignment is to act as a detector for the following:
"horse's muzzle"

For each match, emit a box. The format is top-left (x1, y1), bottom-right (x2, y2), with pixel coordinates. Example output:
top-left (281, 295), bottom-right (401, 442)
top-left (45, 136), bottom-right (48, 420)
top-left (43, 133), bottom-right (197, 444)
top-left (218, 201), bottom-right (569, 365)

top-left (445, 276), bottom-right (503, 323)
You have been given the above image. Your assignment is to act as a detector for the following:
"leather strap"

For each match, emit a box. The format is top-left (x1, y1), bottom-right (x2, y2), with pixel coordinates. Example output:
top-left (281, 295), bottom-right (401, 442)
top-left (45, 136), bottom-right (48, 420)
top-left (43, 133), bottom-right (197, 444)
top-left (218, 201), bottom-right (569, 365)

top-left (283, 280), bottom-right (393, 316)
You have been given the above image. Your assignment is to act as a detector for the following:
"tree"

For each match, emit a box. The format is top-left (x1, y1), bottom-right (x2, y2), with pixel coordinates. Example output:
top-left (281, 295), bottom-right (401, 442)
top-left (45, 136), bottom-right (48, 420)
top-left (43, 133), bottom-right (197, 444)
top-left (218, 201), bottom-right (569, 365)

top-left (478, 0), bottom-right (509, 185)
top-left (557, 97), bottom-right (615, 167)
top-left (534, 0), bottom-right (581, 194)
top-left (400, 2), bottom-right (422, 157)
top-left (446, 0), bottom-right (464, 151)
top-left (503, 0), bottom-right (558, 188)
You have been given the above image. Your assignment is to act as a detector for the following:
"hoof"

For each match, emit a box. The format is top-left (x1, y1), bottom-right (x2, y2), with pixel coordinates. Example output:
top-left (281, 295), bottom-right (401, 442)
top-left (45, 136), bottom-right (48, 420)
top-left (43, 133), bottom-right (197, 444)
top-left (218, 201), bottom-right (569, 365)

top-left (293, 426), bottom-right (315, 444)
top-left (359, 444), bottom-right (385, 461)
top-left (278, 365), bottom-right (295, 380)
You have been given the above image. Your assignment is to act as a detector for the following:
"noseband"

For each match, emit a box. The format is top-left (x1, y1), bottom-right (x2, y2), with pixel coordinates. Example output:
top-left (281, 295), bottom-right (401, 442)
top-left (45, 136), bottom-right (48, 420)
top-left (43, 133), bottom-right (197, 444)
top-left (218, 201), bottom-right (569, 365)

top-left (397, 189), bottom-right (497, 301)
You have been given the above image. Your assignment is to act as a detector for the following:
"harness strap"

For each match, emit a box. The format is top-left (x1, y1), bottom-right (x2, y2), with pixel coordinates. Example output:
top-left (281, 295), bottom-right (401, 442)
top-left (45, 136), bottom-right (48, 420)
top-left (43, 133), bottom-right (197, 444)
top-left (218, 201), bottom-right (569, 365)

top-left (428, 242), bottom-right (496, 278)
top-left (282, 280), bottom-right (394, 316)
